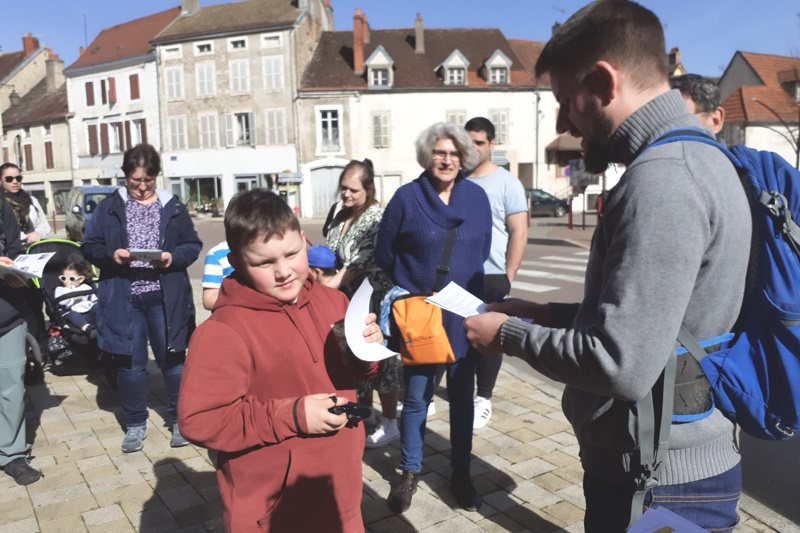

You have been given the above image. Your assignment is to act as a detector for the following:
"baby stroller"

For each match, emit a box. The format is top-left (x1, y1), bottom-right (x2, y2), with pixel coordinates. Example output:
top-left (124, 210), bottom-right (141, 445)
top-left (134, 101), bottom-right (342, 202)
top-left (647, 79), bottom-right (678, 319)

top-left (26, 238), bottom-right (104, 375)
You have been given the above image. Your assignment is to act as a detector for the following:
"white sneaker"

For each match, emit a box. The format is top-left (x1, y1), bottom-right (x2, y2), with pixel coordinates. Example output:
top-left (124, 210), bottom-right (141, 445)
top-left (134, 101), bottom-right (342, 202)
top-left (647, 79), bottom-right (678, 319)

top-left (365, 417), bottom-right (400, 448)
top-left (473, 396), bottom-right (492, 429)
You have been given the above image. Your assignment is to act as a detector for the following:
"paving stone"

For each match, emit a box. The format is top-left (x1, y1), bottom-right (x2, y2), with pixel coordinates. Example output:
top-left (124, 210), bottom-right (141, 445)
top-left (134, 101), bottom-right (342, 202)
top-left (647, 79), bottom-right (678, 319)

top-left (31, 481), bottom-right (93, 507)
top-left (366, 515), bottom-right (417, 533)
top-left (83, 503), bottom-right (126, 526)
top-left (34, 494), bottom-right (99, 523)
top-left (508, 457), bottom-right (557, 480)
top-left (512, 480), bottom-right (562, 509)
top-left (482, 489), bottom-right (524, 512)
top-left (492, 400), bottom-right (531, 417)
top-left (555, 484), bottom-right (585, 510)
top-left (27, 462), bottom-right (84, 495)
top-left (29, 454), bottom-right (57, 469)
top-left (0, 496), bottom-right (35, 524)
top-left (0, 482), bottom-right (28, 504)
top-left (395, 488), bottom-right (457, 530)
top-left (77, 455), bottom-right (113, 472)
top-left (157, 484), bottom-right (205, 513)
top-left (475, 513), bottom-right (527, 533)
top-left (418, 513), bottom-right (485, 532)
top-left (171, 500), bottom-right (224, 528)
top-left (88, 471), bottom-right (146, 494)
top-left (88, 518), bottom-right (136, 533)
top-left (541, 500), bottom-right (583, 527)
top-left (39, 513), bottom-right (89, 532)
top-left (0, 517), bottom-right (38, 533)
top-left (131, 506), bottom-right (180, 533)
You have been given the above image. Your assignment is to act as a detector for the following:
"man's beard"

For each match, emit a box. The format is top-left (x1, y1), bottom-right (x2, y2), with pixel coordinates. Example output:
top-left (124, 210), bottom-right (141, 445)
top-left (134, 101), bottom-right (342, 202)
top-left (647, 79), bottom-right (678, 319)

top-left (581, 102), bottom-right (616, 174)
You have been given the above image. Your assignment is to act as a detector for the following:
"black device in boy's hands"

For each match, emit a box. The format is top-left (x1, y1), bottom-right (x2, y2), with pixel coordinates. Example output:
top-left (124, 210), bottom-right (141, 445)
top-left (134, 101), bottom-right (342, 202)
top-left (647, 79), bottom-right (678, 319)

top-left (329, 402), bottom-right (372, 419)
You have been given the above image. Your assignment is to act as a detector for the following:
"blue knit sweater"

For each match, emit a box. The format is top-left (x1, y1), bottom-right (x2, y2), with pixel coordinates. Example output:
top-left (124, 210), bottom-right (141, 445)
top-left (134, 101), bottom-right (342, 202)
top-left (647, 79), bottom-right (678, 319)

top-left (375, 171), bottom-right (491, 360)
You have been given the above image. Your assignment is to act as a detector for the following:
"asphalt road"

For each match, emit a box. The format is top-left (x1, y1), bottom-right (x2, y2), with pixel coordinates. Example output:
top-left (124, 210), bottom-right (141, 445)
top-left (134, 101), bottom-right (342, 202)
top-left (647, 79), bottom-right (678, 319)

top-left (188, 214), bottom-right (799, 526)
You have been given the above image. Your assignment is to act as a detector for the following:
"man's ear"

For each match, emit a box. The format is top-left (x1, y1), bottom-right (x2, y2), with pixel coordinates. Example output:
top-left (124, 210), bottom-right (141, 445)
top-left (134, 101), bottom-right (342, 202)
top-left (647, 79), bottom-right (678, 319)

top-left (585, 61), bottom-right (618, 107)
top-left (709, 106), bottom-right (725, 134)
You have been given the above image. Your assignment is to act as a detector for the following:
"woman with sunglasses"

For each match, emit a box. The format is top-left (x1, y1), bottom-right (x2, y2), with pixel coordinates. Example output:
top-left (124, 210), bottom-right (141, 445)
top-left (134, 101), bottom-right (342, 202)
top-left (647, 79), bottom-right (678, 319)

top-left (0, 163), bottom-right (50, 245)
top-left (81, 143), bottom-right (202, 454)
top-left (54, 261), bottom-right (97, 338)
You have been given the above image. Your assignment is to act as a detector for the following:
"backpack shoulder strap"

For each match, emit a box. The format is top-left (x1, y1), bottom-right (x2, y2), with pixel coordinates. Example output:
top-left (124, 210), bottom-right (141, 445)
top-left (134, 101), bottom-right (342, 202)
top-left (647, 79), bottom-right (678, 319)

top-left (434, 227), bottom-right (457, 292)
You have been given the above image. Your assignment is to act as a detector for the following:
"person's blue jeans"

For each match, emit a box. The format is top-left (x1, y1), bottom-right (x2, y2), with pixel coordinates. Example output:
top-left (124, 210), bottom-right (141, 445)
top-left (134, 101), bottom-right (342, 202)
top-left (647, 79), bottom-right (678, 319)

top-left (582, 463), bottom-right (741, 532)
top-left (115, 290), bottom-right (183, 428)
top-left (399, 348), bottom-right (478, 473)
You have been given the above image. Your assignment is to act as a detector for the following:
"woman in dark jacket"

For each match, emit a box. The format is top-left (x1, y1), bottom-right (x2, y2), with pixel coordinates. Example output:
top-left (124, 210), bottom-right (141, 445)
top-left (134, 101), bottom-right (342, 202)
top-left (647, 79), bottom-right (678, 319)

top-left (375, 122), bottom-right (491, 514)
top-left (82, 144), bottom-right (202, 454)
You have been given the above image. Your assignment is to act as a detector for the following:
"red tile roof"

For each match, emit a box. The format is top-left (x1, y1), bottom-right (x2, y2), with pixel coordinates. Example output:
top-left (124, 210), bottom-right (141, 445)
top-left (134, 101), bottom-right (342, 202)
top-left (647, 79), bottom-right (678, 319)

top-left (66, 7), bottom-right (181, 71)
top-left (2, 79), bottom-right (68, 127)
top-left (301, 28), bottom-right (534, 91)
top-left (739, 52), bottom-right (800, 88)
top-left (151, 0), bottom-right (304, 44)
top-left (508, 39), bottom-right (550, 88)
top-left (722, 85), bottom-right (799, 124)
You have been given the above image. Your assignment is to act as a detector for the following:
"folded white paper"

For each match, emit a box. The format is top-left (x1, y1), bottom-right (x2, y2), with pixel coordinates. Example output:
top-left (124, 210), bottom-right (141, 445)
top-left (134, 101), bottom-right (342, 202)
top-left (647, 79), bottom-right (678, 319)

top-left (344, 278), bottom-right (398, 361)
top-left (425, 282), bottom-right (485, 317)
top-left (0, 252), bottom-right (55, 280)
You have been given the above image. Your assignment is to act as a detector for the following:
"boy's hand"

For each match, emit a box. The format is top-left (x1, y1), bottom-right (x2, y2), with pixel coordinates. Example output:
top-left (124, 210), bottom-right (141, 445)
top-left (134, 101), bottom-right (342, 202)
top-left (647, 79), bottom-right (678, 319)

top-left (362, 312), bottom-right (383, 345)
top-left (303, 393), bottom-right (348, 434)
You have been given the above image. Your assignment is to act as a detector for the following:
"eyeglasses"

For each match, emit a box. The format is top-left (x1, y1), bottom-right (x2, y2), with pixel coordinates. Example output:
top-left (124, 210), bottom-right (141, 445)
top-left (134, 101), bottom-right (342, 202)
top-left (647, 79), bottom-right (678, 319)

top-left (59, 275), bottom-right (85, 282)
top-left (3, 175), bottom-right (22, 183)
top-left (432, 150), bottom-right (460, 161)
top-left (128, 177), bottom-right (156, 185)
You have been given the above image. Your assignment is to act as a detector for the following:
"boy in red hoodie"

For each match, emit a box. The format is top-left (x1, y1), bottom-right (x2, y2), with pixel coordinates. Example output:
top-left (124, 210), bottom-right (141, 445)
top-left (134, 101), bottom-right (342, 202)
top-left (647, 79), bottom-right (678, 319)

top-left (178, 190), bottom-right (381, 532)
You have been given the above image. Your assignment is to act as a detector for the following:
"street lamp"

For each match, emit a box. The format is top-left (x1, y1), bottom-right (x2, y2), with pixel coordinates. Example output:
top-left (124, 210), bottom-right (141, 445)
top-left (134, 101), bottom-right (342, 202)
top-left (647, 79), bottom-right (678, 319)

top-left (750, 97), bottom-right (800, 169)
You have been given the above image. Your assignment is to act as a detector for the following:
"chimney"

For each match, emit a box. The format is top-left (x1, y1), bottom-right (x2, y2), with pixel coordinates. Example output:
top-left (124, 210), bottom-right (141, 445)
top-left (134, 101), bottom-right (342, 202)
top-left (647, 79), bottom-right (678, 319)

top-left (22, 33), bottom-right (39, 57)
top-left (181, 0), bottom-right (199, 15)
top-left (353, 8), bottom-right (364, 75)
top-left (79, 46), bottom-right (85, 56)
top-left (46, 56), bottom-right (65, 92)
top-left (414, 14), bottom-right (424, 54)
top-left (552, 22), bottom-right (562, 36)
top-left (669, 47), bottom-right (680, 67)
top-left (361, 13), bottom-right (370, 44)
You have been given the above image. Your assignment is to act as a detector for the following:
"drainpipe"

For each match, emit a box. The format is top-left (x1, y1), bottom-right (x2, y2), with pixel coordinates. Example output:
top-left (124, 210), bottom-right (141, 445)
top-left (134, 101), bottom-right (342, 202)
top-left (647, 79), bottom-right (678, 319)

top-left (534, 87), bottom-right (540, 190)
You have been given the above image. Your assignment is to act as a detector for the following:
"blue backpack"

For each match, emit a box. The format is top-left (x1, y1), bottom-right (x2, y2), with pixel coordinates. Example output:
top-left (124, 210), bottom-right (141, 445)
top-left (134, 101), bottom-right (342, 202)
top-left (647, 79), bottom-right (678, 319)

top-left (627, 129), bottom-right (800, 526)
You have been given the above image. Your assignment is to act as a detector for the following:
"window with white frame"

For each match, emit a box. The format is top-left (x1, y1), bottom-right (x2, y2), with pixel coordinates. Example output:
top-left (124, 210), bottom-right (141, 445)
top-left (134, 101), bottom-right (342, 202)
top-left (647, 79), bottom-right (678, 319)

top-left (199, 113), bottom-right (218, 149)
top-left (317, 107), bottom-right (341, 153)
top-left (110, 122), bottom-right (122, 153)
top-left (265, 108), bottom-right (286, 145)
top-left (165, 67), bottom-right (184, 100)
top-left (262, 34), bottom-right (282, 49)
top-left (196, 62), bottom-right (216, 97)
top-left (370, 69), bottom-right (389, 87)
top-left (225, 112), bottom-right (256, 147)
top-left (228, 37), bottom-right (248, 52)
top-left (262, 56), bottom-right (284, 91)
top-left (489, 109), bottom-right (509, 144)
top-left (229, 59), bottom-right (250, 93)
top-left (195, 41), bottom-right (214, 56)
top-left (445, 110), bottom-right (466, 128)
top-left (42, 124), bottom-right (52, 137)
top-left (163, 46), bottom-right (182, 60)
top-left (489, 67), bottom-right (508, 84)
top-left (447, 67), bottom-right (465, 85)
top-left (373, 113), bottom-right (390, 148)
top-left (131, 119), bottom-right (144, 146)
top-left (169, 116), bottom-right (187, 150)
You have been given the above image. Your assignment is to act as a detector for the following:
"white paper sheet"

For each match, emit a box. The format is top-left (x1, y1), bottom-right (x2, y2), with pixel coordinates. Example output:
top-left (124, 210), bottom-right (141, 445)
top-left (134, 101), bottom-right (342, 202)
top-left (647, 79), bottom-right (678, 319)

top-left (344, 278), bottom-right (398, 361)
top-left (0, 252), bottom-right (55, 280)
top-left (425, 282), bottom-right (486, 317)
top-left (129, 249), bottom-right (163, 262)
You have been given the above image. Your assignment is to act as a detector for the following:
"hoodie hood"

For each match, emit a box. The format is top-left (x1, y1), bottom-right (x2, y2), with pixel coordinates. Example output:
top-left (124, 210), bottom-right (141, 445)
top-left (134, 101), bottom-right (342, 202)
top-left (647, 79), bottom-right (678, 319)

top-left (116, 187), bottom-right (174, 207)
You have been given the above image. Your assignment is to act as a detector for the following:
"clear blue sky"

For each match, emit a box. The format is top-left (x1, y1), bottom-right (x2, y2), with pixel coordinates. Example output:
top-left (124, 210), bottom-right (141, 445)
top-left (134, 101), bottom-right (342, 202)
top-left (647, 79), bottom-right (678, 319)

top-left (2, 0), bottom-right (798, 78)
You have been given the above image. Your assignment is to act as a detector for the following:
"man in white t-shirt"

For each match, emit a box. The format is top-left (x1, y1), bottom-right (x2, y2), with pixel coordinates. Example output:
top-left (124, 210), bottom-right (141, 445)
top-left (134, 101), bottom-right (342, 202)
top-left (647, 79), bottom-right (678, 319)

top-left (465, 116), bottom-right (529, 429)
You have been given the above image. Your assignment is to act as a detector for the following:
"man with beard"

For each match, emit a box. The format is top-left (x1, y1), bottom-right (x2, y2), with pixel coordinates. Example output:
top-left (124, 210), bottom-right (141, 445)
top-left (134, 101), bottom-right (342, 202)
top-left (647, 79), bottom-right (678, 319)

top-left (463, 1), bottom-right (750, 531)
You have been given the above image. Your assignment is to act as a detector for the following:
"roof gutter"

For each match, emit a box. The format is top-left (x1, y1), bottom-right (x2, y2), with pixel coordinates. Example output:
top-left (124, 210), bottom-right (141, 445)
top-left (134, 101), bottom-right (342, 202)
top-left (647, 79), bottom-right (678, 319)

top-left (63, 52), bottom-right (155, 78)
top-left (150, 22), bottom-right (298, 47)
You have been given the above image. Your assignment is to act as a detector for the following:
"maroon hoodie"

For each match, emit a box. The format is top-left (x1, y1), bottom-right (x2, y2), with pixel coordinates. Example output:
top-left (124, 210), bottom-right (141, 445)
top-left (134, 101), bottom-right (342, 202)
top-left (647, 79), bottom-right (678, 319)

top-left (179, 274), bottom-right (378, 532)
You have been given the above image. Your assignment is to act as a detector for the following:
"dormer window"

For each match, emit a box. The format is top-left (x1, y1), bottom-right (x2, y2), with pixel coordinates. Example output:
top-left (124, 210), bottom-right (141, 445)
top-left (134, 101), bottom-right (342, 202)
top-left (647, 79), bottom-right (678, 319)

top-left (228, 37), bottom-right (248, 52)
top-left (436, 49), bottom-right (470, 86)
top-left (447, 68), bottom-right (465, 85)
top-left (484, 49), bottom-right (513, 85)
top-left (371, 69), bottom-right (389, 87)
top-left (365, 46), bottom-right (394, 89)
top-left (490, 67), bottom-right (508, 84)
top-left (163, 46), bottom-right (182, 60)
top-left (195, 41), bottom-right (213, 56)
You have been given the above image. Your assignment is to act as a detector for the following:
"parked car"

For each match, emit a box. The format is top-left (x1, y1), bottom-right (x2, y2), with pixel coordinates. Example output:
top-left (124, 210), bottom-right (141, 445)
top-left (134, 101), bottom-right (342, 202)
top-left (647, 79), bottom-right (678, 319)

top-left (526, 188), bottom-right (569, 218)
top-left (65, 186), bottom-right (117, 242)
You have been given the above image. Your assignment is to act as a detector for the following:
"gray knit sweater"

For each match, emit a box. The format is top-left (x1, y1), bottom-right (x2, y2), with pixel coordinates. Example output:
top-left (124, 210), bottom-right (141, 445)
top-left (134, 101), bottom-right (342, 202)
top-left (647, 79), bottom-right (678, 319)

top-left (501, 90), bottom-right (752, 486)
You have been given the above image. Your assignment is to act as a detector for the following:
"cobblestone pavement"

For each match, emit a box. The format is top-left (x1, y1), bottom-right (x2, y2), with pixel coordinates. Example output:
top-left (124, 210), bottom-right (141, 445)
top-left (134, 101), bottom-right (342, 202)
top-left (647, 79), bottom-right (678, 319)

top-left (0, 221), bottom-right (790, 532)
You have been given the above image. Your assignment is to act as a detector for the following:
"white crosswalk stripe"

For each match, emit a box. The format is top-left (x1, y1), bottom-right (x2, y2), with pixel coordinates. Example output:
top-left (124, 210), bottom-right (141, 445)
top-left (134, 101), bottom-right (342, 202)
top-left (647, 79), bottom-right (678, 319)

top-left (512, 250), bottom-right (589, 296)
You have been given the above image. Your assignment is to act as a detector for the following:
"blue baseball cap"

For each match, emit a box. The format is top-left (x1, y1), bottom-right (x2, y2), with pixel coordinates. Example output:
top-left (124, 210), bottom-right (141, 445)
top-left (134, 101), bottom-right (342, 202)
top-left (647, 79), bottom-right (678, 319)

top-left (307, 245), bottom-right (337, 269)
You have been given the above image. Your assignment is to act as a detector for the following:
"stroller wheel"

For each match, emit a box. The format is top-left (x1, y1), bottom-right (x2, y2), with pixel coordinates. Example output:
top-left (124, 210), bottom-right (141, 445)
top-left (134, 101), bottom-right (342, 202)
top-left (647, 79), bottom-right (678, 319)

top-left (25, 332), bottom-right (43, 364)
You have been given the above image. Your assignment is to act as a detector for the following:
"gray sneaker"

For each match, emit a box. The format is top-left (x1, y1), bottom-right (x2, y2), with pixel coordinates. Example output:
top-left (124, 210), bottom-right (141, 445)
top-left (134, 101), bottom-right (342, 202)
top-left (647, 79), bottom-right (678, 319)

top-left (121, 425), bottom-right (147, 453)
top-left (170, 423), bottom-right (189, 448)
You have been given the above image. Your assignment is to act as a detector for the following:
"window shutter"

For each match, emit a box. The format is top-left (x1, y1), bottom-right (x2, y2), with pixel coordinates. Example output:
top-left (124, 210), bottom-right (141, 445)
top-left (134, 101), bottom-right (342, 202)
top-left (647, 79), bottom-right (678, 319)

top-left (277, 110), bottom-right (286, 144)
top-left (45, 141), bottom-right (54, 169)
top-left (88, 124), bottom-right (98, 156)
top-left (124, 121), bottom-right (132, 150)
top-left (129, 74), bottom-right (140, 100)
top-left (140, 119), bottom-right (148, 145)
top-left (24, 145), bottom-right (33, 171)
top-left (373, 115), bottom-right (382, 147)
top-left (248, 112), bottom-right (256, 147)
top-left (100, 79), bottom-right (107, 105)
top-left (225, 114), bottom-right (235, 147)
top-left (2, 147), bottom-right (7, 163)
top-left (108, 77), bottom-right (117, 104)
top-left (85, 82), bottom-right (95, 106)
top-left (100, 123), bottom-right (109, 155)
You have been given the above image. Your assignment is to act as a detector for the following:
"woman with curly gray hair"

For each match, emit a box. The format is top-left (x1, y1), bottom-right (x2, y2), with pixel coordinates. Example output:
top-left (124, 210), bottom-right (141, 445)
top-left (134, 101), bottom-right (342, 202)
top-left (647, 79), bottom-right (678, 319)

top-left (375, 122), bottom-right (491, 514)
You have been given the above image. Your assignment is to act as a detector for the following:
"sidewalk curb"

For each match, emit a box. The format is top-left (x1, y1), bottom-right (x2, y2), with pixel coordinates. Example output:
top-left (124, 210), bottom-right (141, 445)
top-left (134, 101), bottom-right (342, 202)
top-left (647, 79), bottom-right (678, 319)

top-left (739, 494), bottom-right (800, 532)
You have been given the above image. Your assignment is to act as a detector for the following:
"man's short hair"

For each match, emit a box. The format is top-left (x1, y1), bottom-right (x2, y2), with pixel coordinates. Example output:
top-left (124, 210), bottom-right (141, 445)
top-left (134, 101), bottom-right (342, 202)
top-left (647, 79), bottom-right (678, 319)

top-left (670, 74), bottom-right (721, 114)
top-left (535, 0), bottom-right (668, 90)
top-left (464, 117), bottom-right (495, 143)
top-left (224, 189), bottom-right (300, 256)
